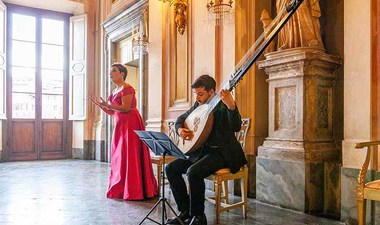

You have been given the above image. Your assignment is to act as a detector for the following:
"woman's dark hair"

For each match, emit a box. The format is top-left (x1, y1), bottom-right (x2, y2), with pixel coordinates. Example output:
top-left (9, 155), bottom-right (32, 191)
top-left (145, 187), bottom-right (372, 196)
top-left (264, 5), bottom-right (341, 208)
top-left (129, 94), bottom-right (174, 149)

top-left (191, 74), bottom-right (216, 91)
top-left (111, 63), bottom-right (128, 80)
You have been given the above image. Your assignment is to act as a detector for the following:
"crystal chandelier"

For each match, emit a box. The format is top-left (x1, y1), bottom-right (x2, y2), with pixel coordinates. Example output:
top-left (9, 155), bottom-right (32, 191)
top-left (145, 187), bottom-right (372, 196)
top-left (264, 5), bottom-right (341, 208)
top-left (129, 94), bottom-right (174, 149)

top-left (206, 0), bottom-right (234, 22)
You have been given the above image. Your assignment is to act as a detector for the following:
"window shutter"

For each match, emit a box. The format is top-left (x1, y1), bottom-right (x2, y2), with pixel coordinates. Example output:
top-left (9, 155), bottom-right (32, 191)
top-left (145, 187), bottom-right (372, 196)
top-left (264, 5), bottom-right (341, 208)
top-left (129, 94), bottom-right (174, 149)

top-left (0, 1), bottom-right (6, 120)
top-left (69, 14), bottom-right (87, 120)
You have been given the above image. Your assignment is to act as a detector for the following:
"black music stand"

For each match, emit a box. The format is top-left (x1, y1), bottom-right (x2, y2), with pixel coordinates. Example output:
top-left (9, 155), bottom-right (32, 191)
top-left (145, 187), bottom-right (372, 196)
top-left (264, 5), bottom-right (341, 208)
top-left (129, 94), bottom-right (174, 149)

top-left (135, 130), bottom-right (188, 225)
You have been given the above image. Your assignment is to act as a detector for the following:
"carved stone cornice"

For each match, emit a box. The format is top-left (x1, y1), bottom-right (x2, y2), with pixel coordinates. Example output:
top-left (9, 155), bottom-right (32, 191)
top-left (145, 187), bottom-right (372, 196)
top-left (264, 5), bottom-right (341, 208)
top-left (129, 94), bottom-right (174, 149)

top-left (102, 0), bottom-right (147, 42)
top-left (258, 48), bottom-right (342, 81)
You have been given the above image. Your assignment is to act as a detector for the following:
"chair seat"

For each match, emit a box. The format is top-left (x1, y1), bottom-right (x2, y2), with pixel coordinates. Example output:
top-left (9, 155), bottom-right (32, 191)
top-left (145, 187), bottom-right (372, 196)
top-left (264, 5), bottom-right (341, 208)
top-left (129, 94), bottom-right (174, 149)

top-left (363, 180), bottom-right (380, 201)
top-left (208, 167), bottom-right (246, 184)
top-left (214, 168), bottom-right (231, 174)
top-left (214, 167), bottom-right (246, 175)
top-left (365, 180), bottom-right (380, 189)
top-left (150, 154), bottom-right (176, 163)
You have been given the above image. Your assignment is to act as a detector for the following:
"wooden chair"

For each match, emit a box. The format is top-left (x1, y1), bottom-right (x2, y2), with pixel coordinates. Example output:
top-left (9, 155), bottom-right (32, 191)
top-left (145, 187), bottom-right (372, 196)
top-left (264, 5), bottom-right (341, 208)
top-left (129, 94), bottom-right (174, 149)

top-left (205, 118), bottom-right (250, 224)
top-left (150, 121), bottom-right (177, 196)
top-left (355, 140), bottom-right (380, 225)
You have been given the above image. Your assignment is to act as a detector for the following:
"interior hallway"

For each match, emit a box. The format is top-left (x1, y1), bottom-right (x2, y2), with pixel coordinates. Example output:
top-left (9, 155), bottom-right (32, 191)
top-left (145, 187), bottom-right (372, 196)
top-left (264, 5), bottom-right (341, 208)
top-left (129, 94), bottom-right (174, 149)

top-left (0, 160), bottom-right (344, 225)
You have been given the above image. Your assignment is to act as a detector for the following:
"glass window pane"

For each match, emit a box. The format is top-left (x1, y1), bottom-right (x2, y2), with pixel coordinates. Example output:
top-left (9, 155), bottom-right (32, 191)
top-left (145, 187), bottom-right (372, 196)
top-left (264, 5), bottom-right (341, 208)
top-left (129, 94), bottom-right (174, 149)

top-left (42, 94), bottom-right (63, 119)
top-left (12, 40), bottom-right (36, 67)
top-left (42, 18), bottom-right (64, 45)
top-left (12, 93), bottom-right (35, 119)
top-left (12, 14), bottom-right (36, 42)
top-left (42, 69), bottom-right (63, 94)
top-left (12, 67), bottom-right (35, 93)
top-left (41, 44), bottom-right (63, 69)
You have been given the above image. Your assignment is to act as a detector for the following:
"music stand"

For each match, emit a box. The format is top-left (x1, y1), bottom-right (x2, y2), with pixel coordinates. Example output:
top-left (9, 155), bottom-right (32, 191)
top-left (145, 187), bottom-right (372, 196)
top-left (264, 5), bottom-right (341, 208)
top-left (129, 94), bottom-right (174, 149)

top-left (135, 130), bottom-right (188, 225)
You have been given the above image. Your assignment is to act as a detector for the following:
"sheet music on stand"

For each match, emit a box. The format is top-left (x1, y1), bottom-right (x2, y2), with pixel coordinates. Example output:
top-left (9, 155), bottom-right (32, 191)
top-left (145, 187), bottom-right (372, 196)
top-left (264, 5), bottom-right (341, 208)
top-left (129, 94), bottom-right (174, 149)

top-left (135, 130), bottom-right (188, 160)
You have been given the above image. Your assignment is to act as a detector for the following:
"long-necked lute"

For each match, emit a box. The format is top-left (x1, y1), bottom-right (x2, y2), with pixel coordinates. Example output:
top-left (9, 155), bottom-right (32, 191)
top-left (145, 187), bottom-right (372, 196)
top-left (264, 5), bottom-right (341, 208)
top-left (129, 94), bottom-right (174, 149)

top-left (177, 0), bottom-right (305, 154)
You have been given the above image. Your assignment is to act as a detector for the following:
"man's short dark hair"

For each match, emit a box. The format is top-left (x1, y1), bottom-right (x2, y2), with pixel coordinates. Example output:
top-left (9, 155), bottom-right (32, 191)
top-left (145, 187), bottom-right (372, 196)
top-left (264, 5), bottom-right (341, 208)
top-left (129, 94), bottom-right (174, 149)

top-left (191, 74), bottom-right (216, 91)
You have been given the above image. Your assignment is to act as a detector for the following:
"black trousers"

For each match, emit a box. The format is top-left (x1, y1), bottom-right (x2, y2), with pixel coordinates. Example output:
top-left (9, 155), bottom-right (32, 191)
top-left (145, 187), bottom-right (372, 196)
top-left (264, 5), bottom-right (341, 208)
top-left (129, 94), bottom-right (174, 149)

top-left (165, 148), bottom-right (227, 216)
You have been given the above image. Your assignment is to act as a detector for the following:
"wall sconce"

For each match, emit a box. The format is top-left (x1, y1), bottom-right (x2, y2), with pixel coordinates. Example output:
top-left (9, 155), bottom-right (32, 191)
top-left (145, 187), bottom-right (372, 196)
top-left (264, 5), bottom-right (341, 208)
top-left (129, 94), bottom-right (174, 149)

top-left (159, 0), bottom-right (187, 35)
top-left (206, 0), bottom-right (234, 24)
top-left (132, 8), bottom-right (149, 54)
top-left (132, 33), bottom-right (149, 54)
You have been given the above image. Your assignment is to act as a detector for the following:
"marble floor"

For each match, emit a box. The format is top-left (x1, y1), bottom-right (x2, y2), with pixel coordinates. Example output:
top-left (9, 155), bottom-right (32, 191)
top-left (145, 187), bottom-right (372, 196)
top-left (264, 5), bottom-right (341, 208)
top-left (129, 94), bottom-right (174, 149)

top-left (0, 160), bottom-right (344, 225)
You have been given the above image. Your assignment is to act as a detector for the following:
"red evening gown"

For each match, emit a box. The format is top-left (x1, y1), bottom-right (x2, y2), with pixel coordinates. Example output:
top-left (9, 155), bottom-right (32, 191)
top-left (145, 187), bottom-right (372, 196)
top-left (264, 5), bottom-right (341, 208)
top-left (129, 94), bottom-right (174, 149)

top-left (106, 85), bottom-right (158, 200)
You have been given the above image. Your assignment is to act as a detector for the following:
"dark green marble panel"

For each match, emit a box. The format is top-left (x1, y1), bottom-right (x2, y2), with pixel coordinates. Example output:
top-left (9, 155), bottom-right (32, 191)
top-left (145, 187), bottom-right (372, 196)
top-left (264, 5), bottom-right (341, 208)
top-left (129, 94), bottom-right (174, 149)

top-left (257, 157), bottom-right (341, 219)
top-left (257, 157), bottom-right (306, 211)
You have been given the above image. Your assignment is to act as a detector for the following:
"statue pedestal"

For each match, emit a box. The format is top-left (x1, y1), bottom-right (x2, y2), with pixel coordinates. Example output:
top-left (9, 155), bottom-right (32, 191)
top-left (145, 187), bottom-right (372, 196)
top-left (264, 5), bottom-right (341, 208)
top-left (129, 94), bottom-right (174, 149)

top-left (256, 48), bottom-right (342, 214)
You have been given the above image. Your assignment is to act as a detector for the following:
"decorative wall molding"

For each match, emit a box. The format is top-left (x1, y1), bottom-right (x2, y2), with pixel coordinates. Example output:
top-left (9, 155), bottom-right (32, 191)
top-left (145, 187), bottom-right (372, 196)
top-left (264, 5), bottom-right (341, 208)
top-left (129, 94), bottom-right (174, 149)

top-left (102, 0), bottom-right (147, 42)
top-left (166, 0), bottom-right (193, 112)
top-left (145, 118), bottom-right (163, 132)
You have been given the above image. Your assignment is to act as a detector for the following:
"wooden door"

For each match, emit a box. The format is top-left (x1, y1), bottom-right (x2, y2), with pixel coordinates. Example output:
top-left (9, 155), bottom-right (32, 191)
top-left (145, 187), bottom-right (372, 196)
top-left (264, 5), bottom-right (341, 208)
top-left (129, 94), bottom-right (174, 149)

top-left (6, 5), bottom-right (71, 161)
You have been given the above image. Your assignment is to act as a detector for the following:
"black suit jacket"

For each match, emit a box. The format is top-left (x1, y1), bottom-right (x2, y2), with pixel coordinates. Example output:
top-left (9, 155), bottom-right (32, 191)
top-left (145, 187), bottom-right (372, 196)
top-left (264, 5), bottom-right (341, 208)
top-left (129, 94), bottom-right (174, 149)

top-left (175, 101), bottom-right (247, 174)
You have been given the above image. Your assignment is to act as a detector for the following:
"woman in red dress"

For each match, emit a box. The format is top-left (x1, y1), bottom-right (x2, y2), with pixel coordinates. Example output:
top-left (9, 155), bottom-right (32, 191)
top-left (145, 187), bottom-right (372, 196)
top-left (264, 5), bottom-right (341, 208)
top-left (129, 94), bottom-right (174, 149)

top-left (91, 63), bottom-right (158, 200)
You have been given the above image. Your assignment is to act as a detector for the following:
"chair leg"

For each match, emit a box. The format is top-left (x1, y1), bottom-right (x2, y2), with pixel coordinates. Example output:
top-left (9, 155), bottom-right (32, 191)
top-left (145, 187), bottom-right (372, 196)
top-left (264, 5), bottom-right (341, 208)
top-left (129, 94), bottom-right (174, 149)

top-left (242, 169), bottom-right (248, 218)
top-left (215, 180), bottom-right (221, 224)
top-left (357, 198), bottom-right (366, 225)
top-left (222, 181), bottom-right (228, 204)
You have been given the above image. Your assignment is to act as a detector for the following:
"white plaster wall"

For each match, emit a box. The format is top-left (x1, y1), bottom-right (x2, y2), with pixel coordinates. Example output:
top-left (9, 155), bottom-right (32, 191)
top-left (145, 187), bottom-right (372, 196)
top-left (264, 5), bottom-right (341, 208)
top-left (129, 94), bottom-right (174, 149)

top-left (146, 0), bottom-right (163, 131)
top-left (125, 65), bottom-right (139, 108)
top-left (72, 121), bottom-right (84, 148)
top-left (222, 17), bottom-right (235, 82)
top-left (193, 1), bottom-right (215, 80)
top-left (342, 0), bottom-right (371, 168)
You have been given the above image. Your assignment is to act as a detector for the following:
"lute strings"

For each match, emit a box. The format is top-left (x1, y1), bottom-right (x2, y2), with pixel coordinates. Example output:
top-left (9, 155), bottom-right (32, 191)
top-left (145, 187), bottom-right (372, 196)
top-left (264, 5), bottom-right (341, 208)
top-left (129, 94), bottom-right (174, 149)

top-left (201, 6), bottom-right (289, 117)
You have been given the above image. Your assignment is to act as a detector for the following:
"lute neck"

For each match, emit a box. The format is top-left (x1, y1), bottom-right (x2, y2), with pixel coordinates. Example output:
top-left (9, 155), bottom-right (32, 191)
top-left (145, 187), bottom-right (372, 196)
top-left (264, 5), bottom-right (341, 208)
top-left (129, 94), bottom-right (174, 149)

top-left (204, 0), bottom-right (304, 115)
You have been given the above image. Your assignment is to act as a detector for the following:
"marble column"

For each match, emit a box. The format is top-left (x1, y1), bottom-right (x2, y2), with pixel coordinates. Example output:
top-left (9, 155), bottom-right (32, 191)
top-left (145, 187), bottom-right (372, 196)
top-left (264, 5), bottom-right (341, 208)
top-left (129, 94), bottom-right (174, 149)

top-left (256, 48), bottom-right (342, 216)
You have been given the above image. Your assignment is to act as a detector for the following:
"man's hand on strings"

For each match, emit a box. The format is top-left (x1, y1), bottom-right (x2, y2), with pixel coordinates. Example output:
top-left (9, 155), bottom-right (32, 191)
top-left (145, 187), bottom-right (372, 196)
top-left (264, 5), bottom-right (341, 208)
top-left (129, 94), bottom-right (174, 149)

top-left (220, 89), bottom-right (236, 110)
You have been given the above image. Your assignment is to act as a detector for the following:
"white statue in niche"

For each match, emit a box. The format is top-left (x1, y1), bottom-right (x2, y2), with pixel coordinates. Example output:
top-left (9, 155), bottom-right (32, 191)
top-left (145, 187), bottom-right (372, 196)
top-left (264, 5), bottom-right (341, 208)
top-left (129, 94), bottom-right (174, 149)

top-left (276, 0), bottom-right (324, 50)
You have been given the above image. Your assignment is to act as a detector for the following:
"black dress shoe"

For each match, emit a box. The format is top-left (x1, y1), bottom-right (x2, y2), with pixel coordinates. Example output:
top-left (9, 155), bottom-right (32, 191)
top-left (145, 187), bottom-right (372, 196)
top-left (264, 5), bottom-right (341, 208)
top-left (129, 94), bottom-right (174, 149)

top-left (188, 214), bottom-right (207, 225)
top-left (166, 210), bottom-right (191, 224)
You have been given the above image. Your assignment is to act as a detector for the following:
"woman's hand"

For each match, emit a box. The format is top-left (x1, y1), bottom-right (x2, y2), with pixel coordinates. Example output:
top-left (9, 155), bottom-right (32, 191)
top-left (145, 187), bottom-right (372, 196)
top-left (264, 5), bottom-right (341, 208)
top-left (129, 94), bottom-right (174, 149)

top-left (90, 95), bottom-right (108, 109)
top-left (220, 89), bottom-right (236, 110)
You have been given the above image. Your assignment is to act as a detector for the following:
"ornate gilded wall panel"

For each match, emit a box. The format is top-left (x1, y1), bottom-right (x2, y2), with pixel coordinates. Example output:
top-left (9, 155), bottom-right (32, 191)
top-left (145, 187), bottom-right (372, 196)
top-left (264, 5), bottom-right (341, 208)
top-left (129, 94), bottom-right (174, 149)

top-left (169, 11), bottom-right (189, 106)
top-left (165, 0), bottom-right (192, 112)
